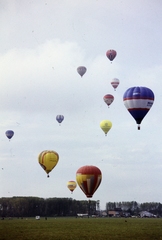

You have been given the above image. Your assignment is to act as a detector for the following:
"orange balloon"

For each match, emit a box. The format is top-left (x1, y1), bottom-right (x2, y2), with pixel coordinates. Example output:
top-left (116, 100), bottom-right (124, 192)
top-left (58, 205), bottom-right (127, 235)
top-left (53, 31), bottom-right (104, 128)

top-left (67, 181), bottom-right (77, 193)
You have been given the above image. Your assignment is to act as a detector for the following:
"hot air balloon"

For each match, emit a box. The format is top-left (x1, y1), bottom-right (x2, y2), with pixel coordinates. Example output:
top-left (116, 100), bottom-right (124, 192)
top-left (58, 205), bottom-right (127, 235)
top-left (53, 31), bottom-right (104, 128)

top-left (76, 165), bottom-right (102, 198)
top-left (77, 66), bottom-right (87, 77)
top-left (67, 180), bottom-right (77, 193)
top-left (56, 115), bottom-right (64, 125)
top-left (111, 78), bottom-right (120, 91)
top-left (38, 150), bottom-right (59, 177)
top-left (123, 86), bottom-right (155, 130)
top-left (5, 130), bottom-right (14, 140)
top-left (100, 120), bottom-right (112, 136)
top-left (106, 49), bottom-right (117, 62)
top-left (103, 94), bottom-right (114, 107)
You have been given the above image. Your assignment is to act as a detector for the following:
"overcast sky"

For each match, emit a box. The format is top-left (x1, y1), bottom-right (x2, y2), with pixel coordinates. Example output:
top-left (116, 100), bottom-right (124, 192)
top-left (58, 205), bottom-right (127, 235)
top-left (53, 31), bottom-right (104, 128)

top-left (0, 0), bottom-right (162, 210)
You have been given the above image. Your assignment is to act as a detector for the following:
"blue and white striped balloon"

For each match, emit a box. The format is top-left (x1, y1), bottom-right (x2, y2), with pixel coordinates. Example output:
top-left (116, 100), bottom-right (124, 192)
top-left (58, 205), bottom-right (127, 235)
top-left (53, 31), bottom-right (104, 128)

top-left (123, 86), bottom-right (154, 130)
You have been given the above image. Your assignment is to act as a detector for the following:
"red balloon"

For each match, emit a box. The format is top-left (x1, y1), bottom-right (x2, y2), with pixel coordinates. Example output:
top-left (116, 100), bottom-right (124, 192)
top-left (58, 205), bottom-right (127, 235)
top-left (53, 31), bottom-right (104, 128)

top-left (106, 49), bottom-right (117, 62)
top-left (103, 94), bottom-right (114, 107)
top-left (76, 165), bottom-right (102, 198)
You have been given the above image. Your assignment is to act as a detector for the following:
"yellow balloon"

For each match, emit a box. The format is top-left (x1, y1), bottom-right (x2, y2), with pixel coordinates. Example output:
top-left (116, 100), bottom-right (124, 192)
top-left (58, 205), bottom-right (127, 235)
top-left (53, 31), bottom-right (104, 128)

top-left (67, 181), bottom-right (77, 193)
top-left (38, 150), bottom-right (59, 177)
top-left (100, 120), bottom-right (112, 136)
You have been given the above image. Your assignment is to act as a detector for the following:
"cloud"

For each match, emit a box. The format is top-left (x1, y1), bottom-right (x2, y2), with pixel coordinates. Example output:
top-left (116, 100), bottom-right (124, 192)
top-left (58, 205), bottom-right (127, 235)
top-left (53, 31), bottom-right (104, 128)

top-left (0, 39), bottom-right (86, 113)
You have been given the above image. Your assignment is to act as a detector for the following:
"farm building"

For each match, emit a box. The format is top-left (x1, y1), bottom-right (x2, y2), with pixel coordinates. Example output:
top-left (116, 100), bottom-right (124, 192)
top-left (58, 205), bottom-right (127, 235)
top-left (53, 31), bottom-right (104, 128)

top-left (139, 211), bottom-right (156, 218)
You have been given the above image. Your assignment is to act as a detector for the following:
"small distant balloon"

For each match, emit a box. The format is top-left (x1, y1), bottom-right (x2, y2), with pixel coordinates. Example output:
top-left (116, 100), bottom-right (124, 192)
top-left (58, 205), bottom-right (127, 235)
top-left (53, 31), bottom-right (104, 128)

top-left (56, 115), bottom-right (64, 125)
top-left (77, 66), bottom-right (87, 77)
top-left (103, 94), bottom-right (114, 107)
top-left (106, 49), bottom-right (117, 62)
top-left (123, 86), bottom-right (155, 130)
top-left (111, 78), bottom-right (120, 91)
top-left (67, 181), bottom-right (77, 193)
top-left (38, 150), bottom-right (59, 177)
top-left (100, 120), bottom-right (112, 136)
top-left (5, 130), bottom-right (14, 140)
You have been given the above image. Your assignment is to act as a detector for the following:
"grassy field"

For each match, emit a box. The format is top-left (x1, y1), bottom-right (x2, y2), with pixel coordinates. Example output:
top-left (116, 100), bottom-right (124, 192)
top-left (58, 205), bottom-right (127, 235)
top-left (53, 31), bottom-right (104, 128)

top-left (0, 217), bottom-right (162, 240)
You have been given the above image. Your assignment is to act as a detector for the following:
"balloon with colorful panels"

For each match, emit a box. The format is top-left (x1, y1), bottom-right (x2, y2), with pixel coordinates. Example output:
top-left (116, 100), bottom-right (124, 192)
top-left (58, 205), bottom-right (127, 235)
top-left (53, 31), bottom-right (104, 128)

top-left (123, 86), bottom-right (155, 130)
top-left (67, 181), bottom-right (77, 194)
top-left (56, 115), bottom-right (64, 125)
top-left (103, 94), bottom-right (114, 107)
top-left (111, 78), bottom-right (120, 91)
top-left (106, 49), bottom-right (117, 62)
top-left (76, 165), bottom-right (102, 198)
top-left (100, 120), bottom-right (112, 136)
top-left (38, 150), bottom-right (59, 177)
top-left (5, 130), bottom-right (14, 140)
top-left (77, 66), bottom-right (87, 77)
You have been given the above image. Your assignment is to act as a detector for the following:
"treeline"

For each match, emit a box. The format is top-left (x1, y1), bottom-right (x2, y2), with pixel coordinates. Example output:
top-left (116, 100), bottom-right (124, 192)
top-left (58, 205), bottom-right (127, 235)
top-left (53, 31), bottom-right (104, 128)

top-left (0, 197), bottom-right (96, 218)
top-left (106, 201), bottom-right (162, 216)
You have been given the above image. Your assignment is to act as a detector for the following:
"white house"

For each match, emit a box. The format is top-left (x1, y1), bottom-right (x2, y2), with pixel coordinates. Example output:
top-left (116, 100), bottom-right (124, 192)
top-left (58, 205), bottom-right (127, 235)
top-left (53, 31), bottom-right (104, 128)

top-left (139, 211), bottom-right (156, 218)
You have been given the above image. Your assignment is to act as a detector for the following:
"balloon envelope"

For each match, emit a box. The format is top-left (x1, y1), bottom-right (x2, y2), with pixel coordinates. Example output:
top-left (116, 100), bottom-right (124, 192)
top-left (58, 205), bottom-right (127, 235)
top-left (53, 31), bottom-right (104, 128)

top-left (103, 94), bottom-right (114, 107)
top-left (106, 50), bottom-right (117, 61)
top-left (76, 165), bottom-right (102, 198)
top-left (100, 120), bottom-right (112, 136)
top-left (56, 115), bottom-right (64, 124)
top-left (67, 181), bottom-right (77, 193)
top-left (5, 130), bottom-right (14, 140)
top-left (123, 86), bottom-right (154, 129)
top-left (77, 66), bottom-right (87, 77)
top-left (38, 150), bottom-right (59, 177)
top-left (111, 78), bottom-right (120, 90)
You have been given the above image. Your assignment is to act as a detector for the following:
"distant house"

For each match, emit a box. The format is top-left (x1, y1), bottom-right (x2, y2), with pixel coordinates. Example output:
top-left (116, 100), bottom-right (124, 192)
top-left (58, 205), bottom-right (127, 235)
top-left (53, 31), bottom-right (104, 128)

top-left (108, 210), bottom-right (120, 217)
top-left (108, 208), bottom-right (122, 217)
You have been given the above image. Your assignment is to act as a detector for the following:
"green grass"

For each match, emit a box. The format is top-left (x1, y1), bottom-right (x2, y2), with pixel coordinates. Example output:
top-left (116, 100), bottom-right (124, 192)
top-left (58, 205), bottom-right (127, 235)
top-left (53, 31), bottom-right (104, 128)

top-left (0, 217), bottom-right (162, 240)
